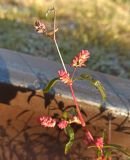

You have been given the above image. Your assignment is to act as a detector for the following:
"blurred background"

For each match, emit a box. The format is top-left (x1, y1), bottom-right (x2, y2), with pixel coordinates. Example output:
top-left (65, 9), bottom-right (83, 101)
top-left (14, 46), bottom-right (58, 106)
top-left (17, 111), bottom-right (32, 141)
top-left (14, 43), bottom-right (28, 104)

top-left (0, 0), bottom-right (130, 79)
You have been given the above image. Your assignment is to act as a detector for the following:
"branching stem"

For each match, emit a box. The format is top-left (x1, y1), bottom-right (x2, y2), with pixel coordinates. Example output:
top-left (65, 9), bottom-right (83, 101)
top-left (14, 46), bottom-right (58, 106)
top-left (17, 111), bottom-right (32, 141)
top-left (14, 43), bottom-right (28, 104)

top-left (71, 67), bottom-right (77, 79)
top-left (52, 6), bottom-right (85, 127)
top-left (69, 84), bottom-right (86, 127)
top-left (53, 7), bottom-right (67, 72)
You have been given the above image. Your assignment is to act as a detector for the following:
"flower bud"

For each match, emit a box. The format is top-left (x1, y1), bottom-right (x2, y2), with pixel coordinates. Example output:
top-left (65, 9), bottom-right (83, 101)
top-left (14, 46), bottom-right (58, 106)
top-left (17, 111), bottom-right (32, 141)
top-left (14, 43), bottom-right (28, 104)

top-left (71, 50), bottom-right (90, 68)
top-left (34, 20), bottom-right (46, 33)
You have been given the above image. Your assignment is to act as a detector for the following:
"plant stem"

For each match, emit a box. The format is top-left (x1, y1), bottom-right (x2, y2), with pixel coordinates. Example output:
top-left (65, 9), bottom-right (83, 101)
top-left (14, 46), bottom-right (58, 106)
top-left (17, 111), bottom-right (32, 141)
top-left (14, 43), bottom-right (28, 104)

top-left (69, 84), bottom-right (86, 127)
top-left (71, 67), bottom-right (77, 79)
top-left (53, 6), bottom-right (67, 72)
top-left (108, 115), bottom-right (111, 143)
top-left (52, 5), bottom-right (84, 127)
top-left (54, 39), bottom-right (67, 72)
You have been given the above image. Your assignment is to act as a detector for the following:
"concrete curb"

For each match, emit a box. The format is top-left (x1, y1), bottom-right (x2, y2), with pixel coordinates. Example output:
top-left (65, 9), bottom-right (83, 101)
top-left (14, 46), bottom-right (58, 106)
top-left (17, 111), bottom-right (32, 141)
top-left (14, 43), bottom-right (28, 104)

top-left (0, 48), bottom-right (130, 116)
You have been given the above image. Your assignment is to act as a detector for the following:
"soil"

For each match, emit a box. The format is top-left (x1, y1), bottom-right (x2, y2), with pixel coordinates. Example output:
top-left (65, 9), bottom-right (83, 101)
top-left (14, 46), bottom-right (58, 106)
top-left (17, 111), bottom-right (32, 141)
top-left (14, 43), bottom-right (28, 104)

top-left (0, 83), bottom-right (130, 160)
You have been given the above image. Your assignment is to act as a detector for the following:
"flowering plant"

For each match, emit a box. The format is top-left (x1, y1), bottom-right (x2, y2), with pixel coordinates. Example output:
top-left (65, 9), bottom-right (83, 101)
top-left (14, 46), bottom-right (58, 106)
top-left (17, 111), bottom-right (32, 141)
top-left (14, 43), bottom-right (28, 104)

top-left (34, 5), bottom-right (130, 160)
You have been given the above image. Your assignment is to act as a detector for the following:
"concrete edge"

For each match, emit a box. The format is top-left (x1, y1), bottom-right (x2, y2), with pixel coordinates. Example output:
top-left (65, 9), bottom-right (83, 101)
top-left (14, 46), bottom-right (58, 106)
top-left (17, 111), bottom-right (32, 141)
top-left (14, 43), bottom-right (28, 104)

top-left (0, 48), bottom-right (130, 117)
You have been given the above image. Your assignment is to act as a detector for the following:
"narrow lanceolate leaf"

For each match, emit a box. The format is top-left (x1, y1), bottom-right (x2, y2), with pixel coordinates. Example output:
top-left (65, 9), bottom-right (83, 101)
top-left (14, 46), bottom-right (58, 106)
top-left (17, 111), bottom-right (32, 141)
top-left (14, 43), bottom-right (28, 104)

top-left (43, 78), bottom-right (59, 93)
top-left (64, 125), bottom-right (74, 154)
top-left (104, 144), bottom-right (130, 157)
top-left (92, 79), bottom-right (106, 102)
top-left (74, 74), bottom-right (106, 102)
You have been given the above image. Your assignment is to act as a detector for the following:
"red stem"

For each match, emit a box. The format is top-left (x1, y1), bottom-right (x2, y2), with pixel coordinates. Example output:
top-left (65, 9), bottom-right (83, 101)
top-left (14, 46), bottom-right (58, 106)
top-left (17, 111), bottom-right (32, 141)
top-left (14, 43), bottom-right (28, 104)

top-left (69, 77), bottom-right (98, 156)
top-left (71, 67), bottom-right (77, 79)
top-left (69, 84), bottom-right (86, 127)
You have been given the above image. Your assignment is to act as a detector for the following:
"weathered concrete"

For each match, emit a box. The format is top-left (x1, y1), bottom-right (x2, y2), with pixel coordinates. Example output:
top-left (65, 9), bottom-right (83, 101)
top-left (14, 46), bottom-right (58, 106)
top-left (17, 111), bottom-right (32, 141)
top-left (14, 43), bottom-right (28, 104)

top-left (0, 48), bottom-right (130, 116)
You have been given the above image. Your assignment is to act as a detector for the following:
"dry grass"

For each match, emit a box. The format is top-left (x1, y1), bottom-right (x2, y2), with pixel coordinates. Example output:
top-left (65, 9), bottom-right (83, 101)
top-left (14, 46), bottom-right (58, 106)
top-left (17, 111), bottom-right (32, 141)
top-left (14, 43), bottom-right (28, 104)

top-left (0, 0), bottom-right (130, 78)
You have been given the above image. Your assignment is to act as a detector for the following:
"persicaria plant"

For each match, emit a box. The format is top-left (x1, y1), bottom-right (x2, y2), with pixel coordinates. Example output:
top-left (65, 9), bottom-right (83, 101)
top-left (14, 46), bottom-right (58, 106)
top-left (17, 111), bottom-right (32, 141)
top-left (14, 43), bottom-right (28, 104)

top-left (34, 5), bottom-right (130, 160)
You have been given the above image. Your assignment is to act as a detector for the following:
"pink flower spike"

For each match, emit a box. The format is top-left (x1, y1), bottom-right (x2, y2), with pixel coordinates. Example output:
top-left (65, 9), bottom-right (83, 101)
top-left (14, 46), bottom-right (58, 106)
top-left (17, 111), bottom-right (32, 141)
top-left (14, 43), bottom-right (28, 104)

top-left (58, 120), bottom-right (68, 129)
top-left (58, 70), bottom-right (72, 85)
top-left (95, 137), bottom-right (104, 149)
top-left (71, 50), bottom-right (90, 68)
top-left (39, 116), bottom-right (56, 128)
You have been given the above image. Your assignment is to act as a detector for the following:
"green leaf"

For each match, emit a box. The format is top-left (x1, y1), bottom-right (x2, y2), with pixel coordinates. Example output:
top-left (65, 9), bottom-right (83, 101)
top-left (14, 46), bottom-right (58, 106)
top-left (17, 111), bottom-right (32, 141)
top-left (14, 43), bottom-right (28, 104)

top-left (104, 151), bottom-right (111, 159)
top-left (97, 149), bottom-right (102, 157)
top-left (64, 125), bottom-right (74, 154)
top-left (74, 73), bottom-right (107, 103)
top-left (92, 80), bottom-right (106, 102)
top-left (43, 77), bottom-right (59, 93)
top-left (62, 111), bottom-right (68, 120)
top-left (104, 144), bottom-right (130, 157)
top-left (88, 144), bottom-right (130, 158)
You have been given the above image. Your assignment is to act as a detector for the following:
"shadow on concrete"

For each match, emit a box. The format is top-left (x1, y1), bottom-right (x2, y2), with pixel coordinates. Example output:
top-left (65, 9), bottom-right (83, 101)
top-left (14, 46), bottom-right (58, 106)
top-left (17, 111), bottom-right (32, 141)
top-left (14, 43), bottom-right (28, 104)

top-left (100, 74), bottom-right (130, 134)
top-left (0, 83), bottom-right (130, 159)
top-left (0, 55), bottom-right (13, 104)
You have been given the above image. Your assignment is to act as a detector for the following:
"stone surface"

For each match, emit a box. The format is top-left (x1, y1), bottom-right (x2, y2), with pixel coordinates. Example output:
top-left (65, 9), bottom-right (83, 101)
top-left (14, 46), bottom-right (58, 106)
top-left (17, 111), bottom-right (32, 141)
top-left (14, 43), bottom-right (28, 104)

top-left (0, 48), bottom-right (130, 116)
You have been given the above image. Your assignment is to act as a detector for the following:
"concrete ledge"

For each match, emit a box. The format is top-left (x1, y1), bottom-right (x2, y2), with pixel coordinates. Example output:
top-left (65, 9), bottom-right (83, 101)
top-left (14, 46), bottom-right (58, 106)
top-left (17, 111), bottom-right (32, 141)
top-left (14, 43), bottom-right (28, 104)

top-left (0, 48), bottom-right (130, 116)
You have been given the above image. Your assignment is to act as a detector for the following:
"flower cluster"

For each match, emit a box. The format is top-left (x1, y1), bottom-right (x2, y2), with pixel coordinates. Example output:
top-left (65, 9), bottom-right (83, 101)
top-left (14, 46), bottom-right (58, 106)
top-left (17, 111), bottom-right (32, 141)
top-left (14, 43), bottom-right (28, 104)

top-left (95, 137), bottom-right (104, 149)
top-left (39, 116), bottom-right (56, 128)
top-left (38, 116), bottom-right (81, 129)
top-left (58, 70), bottom-right (72, 85)
top-left (58, 50), bottom-right (90, 86)
top-left (95, 137), bottom-right (105, 160)
top-left (34, 20), bottom-right (46, 33)
top-left (71, 50), bottom-right (90, 68)
top-left (58, 120), bottom-right (68, 129)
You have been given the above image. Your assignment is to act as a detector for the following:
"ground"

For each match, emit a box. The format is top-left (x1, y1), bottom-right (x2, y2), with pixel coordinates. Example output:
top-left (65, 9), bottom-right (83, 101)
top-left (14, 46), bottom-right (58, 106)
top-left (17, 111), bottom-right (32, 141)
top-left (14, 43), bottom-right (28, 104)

top-left (0, 83), bottom-right (130, 159)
